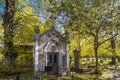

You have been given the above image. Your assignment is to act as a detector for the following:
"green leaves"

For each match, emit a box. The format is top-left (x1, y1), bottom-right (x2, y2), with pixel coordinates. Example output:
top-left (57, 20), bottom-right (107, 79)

top-left (44, 0), bottom-right (120, 59)
top-left (12, 2), bottom-right (49, 44)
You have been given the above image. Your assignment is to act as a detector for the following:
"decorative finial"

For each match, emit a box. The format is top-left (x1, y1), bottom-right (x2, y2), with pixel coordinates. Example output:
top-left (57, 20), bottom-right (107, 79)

top-left (65, 30), bottom-right (70, 44)
top-left (65, 30), bottom-right (68, 35)
top-left (35, 26), bottom-right (39, 33)
top-left (50, 13), bottom-right (55, 29)
top-left (51, 25), bottom-right (55, 29)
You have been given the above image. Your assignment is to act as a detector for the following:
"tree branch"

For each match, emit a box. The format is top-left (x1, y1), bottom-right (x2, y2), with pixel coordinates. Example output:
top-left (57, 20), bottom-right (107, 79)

top-left (98, 35), bottom-right (116, 46)
top-left (85, 31), bottom-right (96, 37)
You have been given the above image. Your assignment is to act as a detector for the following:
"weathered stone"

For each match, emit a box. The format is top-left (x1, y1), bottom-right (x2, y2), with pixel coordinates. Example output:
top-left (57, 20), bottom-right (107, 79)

top-left (33, 26), bottom-right (70, 76)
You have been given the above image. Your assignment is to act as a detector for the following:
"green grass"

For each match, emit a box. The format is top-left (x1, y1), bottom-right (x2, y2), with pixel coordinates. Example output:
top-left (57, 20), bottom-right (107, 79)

top-left (0, 57), bottom-right (119, 80)
top-left (0, 72), bottom-right (33, 80)
top-left (0, 68), bottom-right (114, 80)
top-left (60, 76), bottom-right (72, 80)
top-left (69, 70), bottom-right (113, 80)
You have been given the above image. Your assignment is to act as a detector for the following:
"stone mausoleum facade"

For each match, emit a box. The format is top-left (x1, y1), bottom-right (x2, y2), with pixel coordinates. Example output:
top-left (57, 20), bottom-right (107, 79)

top-left (34, 26), bottom-right (70, 75)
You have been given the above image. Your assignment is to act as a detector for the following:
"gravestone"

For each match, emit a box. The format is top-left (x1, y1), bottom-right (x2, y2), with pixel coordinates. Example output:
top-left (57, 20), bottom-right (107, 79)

top-left (74, 48), bottom-right (80, 70)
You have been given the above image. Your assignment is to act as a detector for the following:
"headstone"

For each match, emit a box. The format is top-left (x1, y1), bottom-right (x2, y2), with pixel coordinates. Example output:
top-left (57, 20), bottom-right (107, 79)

top-left (74, 48), bottom-right (80, 70)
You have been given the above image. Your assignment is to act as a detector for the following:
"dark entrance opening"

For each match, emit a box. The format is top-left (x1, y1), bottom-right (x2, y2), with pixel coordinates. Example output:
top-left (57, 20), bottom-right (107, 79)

top-left (45, 52), bottom-right (59, 73)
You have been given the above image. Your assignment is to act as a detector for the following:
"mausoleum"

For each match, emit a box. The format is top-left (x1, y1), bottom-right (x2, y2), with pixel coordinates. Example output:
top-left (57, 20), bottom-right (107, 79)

top-left (34, 26), bottom-right (70, 75)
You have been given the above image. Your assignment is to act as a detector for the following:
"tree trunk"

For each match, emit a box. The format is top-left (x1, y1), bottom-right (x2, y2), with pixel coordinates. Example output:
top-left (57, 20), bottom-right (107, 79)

top-left (94, 47), bottom-right (99, 72)
top-left (2, 0), bottom-right (17, 65)
top-left (94, 36), bottom-right (99, 73)
top-left (110, 38), bottom-right (116, 66)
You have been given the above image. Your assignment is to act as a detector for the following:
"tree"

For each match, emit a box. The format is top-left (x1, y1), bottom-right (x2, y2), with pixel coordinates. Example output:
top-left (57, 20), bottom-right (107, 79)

top-left (45, 0), bottom-right (119, 73)
top-left (0, 0), bottom-right (46, 66)
top-left (1, 0), bottom-right (17, 65)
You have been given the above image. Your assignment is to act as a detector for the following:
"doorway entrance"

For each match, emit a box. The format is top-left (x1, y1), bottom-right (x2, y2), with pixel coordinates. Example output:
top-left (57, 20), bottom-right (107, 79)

top-left (46, 52), bottom-right (59, 72)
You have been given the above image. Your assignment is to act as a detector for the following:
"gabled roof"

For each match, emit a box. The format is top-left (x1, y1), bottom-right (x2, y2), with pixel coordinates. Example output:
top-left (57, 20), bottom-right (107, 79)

top-left (40, 26), bottom-right (61, 38)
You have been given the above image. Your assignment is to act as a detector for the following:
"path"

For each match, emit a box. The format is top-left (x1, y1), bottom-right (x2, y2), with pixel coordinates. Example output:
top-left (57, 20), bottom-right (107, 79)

top-left (105, 69), bottom-right (120, 80)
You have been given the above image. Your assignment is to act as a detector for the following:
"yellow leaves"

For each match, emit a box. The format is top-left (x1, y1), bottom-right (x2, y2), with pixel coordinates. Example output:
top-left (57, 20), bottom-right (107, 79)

top-left (0, 25), bottom-right (3, 32)
top-left (99, 41), bottom-right (112, 56)
top-left (44, 19), bottom-right (52, 28)
top-left (0, 23), bottom-right (4, 41)
top-left (12, 1), bottom-right (47, 45)
top-left (17, 0), bottom-right (28, 7)
top-left (24, 7), bottom-right (34, 15)
top-left (81, 45), bottom-right (94, 57)
top-left (0, 53), bottom-right (4, 60)
top-left (14, 5), bottom-right (38, 26)
top-left (69, 39), bottom-right (78, 57)
top-left (116, 40), bottom-right (120, 56)
top-left (80, 37), bottom-right (94, 57)
top-left (70, 39), bottom-right (78, 50)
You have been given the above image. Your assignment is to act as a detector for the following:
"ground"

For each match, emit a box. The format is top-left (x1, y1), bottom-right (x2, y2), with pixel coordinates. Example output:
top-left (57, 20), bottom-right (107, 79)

top-left (0, 57), bottom-right (120, 80)
top-left (105, 69), bottom-right (120, 80)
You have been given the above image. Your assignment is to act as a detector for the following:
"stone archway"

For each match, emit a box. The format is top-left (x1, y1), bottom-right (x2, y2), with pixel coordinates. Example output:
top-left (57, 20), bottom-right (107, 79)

top-left (44, 40), bottom-right (60, 73)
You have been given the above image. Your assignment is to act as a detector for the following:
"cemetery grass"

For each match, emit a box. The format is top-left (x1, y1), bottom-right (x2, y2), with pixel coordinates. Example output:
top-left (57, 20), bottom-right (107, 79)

top-left (0, 57), bottom-right (120, 80)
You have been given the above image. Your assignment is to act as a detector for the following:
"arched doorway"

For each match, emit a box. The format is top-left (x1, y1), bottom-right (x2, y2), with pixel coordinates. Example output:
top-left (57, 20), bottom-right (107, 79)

top-left (44, 40), bottom-right (60, 73)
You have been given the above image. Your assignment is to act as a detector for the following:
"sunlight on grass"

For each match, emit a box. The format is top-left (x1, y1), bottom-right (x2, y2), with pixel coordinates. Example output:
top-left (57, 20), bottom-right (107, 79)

top-left (60, 76), bottom-right (72, 80)
top-left (106, 65), bottom-right (120, 70)
top-left (70, 70), bottom-right (114, 80)
top-left (99, 71), bottom-right (113, 79)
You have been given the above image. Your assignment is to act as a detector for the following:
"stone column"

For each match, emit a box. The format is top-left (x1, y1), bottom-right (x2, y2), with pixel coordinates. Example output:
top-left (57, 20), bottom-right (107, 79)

top-left (66, 44), bottom-right (70, 71)
top-left (65, 31), bottom-right (70, 75)
top-left (34, 26), bottom-right (40, 79)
